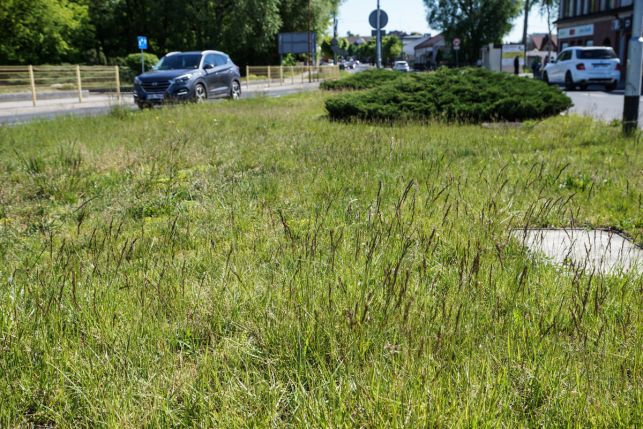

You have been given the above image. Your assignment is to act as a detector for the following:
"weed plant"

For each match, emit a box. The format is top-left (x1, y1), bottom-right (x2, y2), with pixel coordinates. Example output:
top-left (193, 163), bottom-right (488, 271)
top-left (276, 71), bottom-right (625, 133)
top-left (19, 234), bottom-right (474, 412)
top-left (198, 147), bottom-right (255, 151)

top-left (0, 93), bottom-right (640, 427)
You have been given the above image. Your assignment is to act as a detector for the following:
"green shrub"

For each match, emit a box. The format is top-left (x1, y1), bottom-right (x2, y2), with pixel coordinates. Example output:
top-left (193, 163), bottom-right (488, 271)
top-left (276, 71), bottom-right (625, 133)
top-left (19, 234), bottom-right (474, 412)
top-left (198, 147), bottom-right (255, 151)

top-left (124, 52), bottom-right (160, 76)
top-left (320, 69), bottom-right (401, 90)
top-left (325, 68), bottom-right (573, 123)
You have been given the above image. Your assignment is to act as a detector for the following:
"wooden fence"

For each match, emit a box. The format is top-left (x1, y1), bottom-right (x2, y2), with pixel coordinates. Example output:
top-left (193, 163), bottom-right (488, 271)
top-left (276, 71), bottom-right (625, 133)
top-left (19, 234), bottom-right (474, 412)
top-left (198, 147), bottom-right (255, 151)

top-left (0, 64), bottom-right (341, 107)
top-left (0, 65), bottom-right (127, 106)
top-left (245, 65), bottom-right (340, 88)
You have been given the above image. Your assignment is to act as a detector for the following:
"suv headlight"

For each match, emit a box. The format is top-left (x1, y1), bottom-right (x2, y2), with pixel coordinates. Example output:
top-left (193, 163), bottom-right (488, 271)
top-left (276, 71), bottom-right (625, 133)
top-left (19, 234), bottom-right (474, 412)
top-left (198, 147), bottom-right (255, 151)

top-left (170, 74), bottom-right (192, 84)
top-left (134, 77), bottom-right (141, 85)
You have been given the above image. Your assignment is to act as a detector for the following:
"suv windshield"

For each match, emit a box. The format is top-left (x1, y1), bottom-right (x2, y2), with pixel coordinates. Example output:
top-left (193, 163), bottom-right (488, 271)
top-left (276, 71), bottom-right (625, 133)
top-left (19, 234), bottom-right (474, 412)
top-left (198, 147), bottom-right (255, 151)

top-left (155, 54), bottom-right (202, 70)
top-left (578, 49), bottom-right (617, 60)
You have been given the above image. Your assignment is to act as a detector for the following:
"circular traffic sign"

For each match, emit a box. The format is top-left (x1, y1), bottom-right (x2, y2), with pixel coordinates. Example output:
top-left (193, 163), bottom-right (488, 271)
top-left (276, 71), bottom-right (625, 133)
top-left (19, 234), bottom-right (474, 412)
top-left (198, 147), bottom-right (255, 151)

top-left (369, 10), bottom-right (389, 30)
top-left (453, 38), bottom-right (461, 47)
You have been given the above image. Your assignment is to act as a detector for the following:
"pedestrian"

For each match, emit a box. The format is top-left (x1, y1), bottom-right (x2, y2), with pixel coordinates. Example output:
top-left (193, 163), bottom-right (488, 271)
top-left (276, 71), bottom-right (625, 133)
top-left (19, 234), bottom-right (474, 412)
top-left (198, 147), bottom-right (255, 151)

top-left (531, 59), bottom-right (541, 79)
top-left (514, 56), bottom-right (520, 75)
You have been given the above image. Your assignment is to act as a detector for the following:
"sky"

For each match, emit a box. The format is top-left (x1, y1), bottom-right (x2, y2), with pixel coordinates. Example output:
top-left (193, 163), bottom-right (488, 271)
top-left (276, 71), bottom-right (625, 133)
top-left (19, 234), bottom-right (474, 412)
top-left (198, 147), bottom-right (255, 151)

top-left (334, 0), bottom-right (552, 43)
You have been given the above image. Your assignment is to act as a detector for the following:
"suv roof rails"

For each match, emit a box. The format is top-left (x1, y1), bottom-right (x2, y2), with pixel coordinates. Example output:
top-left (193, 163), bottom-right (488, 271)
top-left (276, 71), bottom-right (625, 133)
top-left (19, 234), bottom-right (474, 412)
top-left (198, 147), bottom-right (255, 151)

top-left (166, 51), bottom-right (182, 56)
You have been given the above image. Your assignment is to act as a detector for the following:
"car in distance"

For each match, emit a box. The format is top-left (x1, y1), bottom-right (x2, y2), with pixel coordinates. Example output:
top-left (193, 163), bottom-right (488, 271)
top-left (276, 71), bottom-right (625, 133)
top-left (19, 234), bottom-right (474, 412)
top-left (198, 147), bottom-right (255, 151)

top-left (542, 47), bottom-right (620, 91)
top-left (393, 61), bottom-right (411, 72)
top-left (133, 50), bottom-right (241, 109)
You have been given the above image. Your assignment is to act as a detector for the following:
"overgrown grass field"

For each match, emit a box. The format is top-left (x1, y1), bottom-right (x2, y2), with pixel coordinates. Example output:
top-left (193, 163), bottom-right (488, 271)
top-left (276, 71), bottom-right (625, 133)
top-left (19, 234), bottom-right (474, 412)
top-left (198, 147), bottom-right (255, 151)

top-left (0, 93), bottom-right (641, 427)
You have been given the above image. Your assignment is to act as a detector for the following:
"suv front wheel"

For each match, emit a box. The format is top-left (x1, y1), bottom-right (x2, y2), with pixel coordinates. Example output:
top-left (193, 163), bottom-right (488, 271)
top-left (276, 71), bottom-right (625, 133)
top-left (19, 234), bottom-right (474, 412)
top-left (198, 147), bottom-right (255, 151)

top-left (229, 80), bottom-right (241, 100)
top-left (194, 83), bottom-right (207, 103)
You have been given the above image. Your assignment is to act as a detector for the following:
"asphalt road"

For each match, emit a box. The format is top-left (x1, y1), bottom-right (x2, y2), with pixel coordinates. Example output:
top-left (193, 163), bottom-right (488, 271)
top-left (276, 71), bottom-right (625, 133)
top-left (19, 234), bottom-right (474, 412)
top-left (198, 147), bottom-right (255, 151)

top-left (565, 88), bottom-right (643, 127)
top-left (0, 83), bottom-right (321, 126)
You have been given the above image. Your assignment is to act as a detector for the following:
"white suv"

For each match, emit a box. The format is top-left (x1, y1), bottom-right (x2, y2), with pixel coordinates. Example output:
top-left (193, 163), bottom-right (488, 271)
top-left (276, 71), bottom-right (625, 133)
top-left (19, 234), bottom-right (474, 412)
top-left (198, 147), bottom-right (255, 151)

top-left (543, 47), bottom-right (620, 91)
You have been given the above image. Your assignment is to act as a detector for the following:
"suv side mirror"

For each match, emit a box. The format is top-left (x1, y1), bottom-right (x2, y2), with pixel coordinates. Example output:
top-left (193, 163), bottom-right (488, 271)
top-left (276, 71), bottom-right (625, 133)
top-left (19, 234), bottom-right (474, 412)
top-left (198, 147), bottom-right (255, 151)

top-left (203, 63), bottom-right (214, 70)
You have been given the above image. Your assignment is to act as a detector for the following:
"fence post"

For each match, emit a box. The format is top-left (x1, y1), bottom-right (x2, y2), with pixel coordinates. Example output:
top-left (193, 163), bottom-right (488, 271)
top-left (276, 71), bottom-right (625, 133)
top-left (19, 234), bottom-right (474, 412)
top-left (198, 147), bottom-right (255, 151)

top-left (291, 66), bottom-right (294, 85)
top-left (267, 66), bottom-right (271, 87)
top-left (246, 65), bottom-right (250, 90)
top-left (75, 65), bottom-right (83, 103)
top-left (114, 66), bottom-right (121, 103)
top-left (28, 65), bottom-right (37, 107)
top-left (279, 66), bottom-right (283, 85)
top-left (308, 65), bottom-right (312, 83)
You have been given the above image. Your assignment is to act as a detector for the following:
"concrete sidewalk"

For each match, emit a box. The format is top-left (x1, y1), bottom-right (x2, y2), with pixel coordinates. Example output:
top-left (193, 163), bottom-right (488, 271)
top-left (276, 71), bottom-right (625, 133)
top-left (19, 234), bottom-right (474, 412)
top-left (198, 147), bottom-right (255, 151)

top-left (0, 82), bottom-right (321, 125)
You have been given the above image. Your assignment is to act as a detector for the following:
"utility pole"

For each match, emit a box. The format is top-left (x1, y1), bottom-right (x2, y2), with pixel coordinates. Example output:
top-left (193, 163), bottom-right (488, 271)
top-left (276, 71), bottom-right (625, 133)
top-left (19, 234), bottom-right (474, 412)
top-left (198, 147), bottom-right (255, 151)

top-left (308, 0), bottom-right (312, 67)
top-left (376, 0), bottom-right (382, 68)
top-left (623, 0), bottom-right (643, 134)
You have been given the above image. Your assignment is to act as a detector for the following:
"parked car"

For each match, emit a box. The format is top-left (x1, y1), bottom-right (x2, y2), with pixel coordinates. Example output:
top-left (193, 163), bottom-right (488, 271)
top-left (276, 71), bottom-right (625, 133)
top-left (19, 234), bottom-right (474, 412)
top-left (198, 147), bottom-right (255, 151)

top-left (133, 50), bottom-right (241, 109)
top-left (393, 61), bottom-right (411, 72)
top-left (542, 47), bottom-right (620, 91)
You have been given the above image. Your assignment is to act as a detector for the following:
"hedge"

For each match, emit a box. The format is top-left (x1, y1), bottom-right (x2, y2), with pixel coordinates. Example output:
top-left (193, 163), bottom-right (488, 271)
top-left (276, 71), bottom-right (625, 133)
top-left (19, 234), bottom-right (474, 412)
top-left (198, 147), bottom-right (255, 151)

top-left (324, 68), bottom-right (573, 123)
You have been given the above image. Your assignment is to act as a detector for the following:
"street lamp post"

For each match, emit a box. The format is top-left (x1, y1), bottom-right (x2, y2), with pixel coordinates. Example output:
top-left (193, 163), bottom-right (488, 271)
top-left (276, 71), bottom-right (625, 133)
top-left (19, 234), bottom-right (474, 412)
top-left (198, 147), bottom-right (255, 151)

top-left (622, 0), bottom-right (643, 134)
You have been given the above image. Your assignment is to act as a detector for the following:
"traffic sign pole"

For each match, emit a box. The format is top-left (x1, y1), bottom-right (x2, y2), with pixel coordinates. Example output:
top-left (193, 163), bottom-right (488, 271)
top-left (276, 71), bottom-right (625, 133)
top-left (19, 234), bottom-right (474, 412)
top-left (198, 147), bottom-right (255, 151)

top-left (452, 38), bottom-right (461, 67)
top-left (622, 0), bottom-right (642, 135)
top-left (137, 36), bottom-right (148, 74)
top-left (376, 0), bottom-right (382, 68)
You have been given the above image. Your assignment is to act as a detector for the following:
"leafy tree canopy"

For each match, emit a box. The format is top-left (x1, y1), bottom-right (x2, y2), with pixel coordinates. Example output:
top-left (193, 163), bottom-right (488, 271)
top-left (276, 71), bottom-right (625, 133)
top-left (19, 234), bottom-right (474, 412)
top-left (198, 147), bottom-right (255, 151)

top-left (423, 0), bottom-right (521, 63)
top-left (0, 0), bottom-right (92, 64)
top-left (1, 0), bottom-right (345, 65)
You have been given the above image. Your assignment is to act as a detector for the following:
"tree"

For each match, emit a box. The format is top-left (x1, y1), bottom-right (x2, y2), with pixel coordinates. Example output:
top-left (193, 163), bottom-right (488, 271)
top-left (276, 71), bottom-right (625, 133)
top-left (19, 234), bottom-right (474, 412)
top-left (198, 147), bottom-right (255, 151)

top-left (321, 36), bottom-right (349, 59)
top-left (538, 0), bottom-right (559, 58)
top-left (423, 0), bottom-right (521, 64)
top-left (354, 36), bottom-right (402, 65)
top-left (522, 0), bottom-right (532, 70)
top-left (0, 0), bottom-right (345, 65)
top-left (382, 36), bottom-right (403, 65)
top-left (0, 0), bottom-right (93, 64)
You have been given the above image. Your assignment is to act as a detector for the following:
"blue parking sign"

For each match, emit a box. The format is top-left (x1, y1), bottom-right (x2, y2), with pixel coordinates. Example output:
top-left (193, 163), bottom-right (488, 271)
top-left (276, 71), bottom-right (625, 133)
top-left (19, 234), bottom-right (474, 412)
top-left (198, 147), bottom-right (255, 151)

top-left (137, 36), bottom-right (148, 50)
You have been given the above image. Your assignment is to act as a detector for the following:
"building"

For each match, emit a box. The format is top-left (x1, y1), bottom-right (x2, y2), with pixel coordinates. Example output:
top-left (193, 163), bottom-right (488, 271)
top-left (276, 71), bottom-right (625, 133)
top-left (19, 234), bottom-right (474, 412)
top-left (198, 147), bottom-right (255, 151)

top-left (556, 0), bottom-right (634, 64)
top-left (400, 34), bottom-right (432, 64)
top-left (413, 34), bottom-right (447, 69)
top-left (527, 33), bottom-right (558, 52)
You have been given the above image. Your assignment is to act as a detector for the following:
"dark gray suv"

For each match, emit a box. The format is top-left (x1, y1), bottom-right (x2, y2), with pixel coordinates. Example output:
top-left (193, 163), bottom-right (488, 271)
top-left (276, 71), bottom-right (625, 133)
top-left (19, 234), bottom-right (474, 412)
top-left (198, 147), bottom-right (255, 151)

top-left (133, 50), bottom-right (241, 109)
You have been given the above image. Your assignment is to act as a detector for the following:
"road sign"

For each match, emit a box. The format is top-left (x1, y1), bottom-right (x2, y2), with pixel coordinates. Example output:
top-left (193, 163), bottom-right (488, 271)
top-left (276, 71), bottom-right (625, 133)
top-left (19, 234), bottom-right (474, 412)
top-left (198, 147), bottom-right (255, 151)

top-left (278, 32), bottom-right (316, 55)
top-left (369, 10), bottom-right (388, 29)
top-left (453, 38), bottom-right (461, 47)
top-left (137, 36), bottom-right (148, 50)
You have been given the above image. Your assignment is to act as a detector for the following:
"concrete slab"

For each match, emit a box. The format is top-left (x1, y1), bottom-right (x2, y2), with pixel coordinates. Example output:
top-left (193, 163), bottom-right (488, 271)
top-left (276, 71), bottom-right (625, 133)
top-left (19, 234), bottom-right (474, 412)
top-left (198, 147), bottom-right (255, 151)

top-left (512, 228), bottom-right (642, 274)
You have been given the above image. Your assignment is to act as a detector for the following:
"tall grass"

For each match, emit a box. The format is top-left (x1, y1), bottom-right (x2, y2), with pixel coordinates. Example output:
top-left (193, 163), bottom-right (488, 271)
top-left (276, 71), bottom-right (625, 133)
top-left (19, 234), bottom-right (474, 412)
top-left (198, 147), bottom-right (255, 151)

top-left (0, 93), bottom-right (641, 427)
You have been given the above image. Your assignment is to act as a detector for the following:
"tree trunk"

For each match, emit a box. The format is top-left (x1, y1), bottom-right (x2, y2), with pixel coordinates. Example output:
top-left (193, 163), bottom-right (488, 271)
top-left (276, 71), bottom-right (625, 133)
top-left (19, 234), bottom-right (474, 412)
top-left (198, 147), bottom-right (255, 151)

top-left (547, 4), bottom-right (553, 60)
top-left (522, 0), bottom-right (530, 72)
